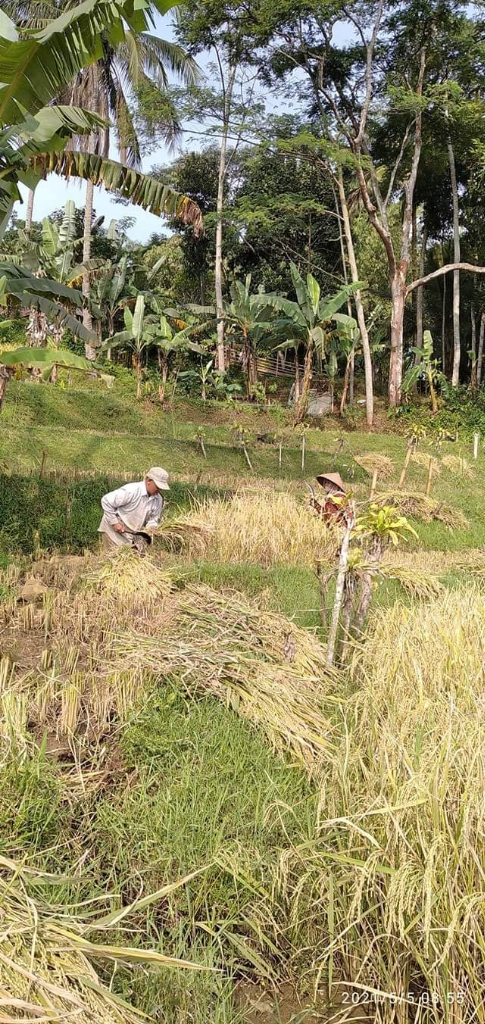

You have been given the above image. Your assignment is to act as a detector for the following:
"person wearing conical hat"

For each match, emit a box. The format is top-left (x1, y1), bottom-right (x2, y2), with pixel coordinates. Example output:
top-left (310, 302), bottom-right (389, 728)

top-left (312, 471), bottom-right (347, 522)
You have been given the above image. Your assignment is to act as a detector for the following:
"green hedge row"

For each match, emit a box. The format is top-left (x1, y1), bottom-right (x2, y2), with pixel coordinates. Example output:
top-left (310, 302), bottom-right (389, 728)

top-left (0, 474), bottom-right (220, 554)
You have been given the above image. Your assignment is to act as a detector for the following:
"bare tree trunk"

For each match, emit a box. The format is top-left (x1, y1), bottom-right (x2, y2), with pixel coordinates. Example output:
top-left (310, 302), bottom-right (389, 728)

top-left (471, 303), bottom-right (477, 391)
top-left (24, 188), bottom-right (35, 236)
top-left (447, 136), bottom-right (461, 386)
top-left (415, 223), bottom-right (428, 362)
top-left (0, 365), bottom-right (12, 411)
top-left (478, 311), bottom-right (485, 387)
top-left (158, 350), bottom-right (169, 404)
top-left (294, 352), bottom-right (301, 401)
top-left (389, 271), bottom-right (406, 407)
top-left (337, 168), bottom-right (374, 426)
top-left (339, 354), bottom-right (352, 415)
top-left (441, 269), bottom-right (447, 372)
top-left (215, 64), bottom-right (236, 374)
top-left (294, 341), bottom-right (314, 423)
top-left (327, 519), bottom-right (353, 667)
top-left (83, 176), bottom-right (96, 360)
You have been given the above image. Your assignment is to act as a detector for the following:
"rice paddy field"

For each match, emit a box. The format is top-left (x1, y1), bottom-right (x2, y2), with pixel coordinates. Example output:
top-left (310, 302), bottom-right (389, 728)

top-left (1, 382), bottom-right (485, 1023)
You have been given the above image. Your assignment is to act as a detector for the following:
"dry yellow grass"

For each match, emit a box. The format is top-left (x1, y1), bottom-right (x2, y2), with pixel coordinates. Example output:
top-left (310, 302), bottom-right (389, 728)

top-left (173, 491), bottom-right (339, 567)
top-left (264, 588), bottom-right (485, 1015)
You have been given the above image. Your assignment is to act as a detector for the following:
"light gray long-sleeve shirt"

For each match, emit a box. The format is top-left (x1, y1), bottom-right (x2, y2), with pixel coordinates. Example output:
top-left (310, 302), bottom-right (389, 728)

top-left (98, 480), bottom-right (163, 545)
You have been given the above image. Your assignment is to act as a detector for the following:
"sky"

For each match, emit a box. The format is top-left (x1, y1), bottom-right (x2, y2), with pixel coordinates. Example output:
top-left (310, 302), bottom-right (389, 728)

top-left (15, 13), bottom-right (353, 243)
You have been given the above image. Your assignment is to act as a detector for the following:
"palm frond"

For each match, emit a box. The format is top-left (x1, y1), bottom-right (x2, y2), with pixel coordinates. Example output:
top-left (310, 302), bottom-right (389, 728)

top-left (31, 149), bottom-right (203, 234)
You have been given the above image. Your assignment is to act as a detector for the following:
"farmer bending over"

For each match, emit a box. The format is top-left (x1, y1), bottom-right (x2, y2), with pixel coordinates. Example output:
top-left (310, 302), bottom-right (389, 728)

top-left (98, 467), bottom-right (170, 553)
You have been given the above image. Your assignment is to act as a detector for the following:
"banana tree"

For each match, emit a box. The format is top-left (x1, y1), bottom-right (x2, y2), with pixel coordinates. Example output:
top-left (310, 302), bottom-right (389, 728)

top-left (0, 343), bottom-right (99, 410)
top-left (104, 294), bottom-right (152, 398)
top-left (259, 264), bottom-right (364, 422)
top-left (402, 329), bottom-right (440, 415)
top-left (188, 275), bottom-right (276, 397)
top-left (91, 255), bottom-right (135, 354)
top-left (154, 311), bottom-right (206, 404)
top-left (0, 1), bottom-right (202, 353)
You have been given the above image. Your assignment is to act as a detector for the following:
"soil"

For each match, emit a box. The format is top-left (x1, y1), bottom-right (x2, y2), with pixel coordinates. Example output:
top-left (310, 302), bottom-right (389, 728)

top-left (236, 981), bottom-right (373, 1023)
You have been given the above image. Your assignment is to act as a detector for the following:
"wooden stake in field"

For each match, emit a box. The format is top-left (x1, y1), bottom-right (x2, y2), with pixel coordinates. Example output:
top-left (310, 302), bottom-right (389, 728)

top-left (301, 433), bottom-right (306, 471)
top-left (473, 432), bottom-right (480, 460)
top-left (398, 443), bottom-right (413, 488)
top-left (278, 440), bottom-right (282, 469)
top-left (326, 507), bottom-right (354, 667)
top-left (198, 435), bottom-right (207, 459)
top-left (370, 468), bottom-right (378, 499)
top-left (425, 456), bottom-right (434, 496)
top-left (39, 451), bottom-right (47, 478)
top-left (243, 443), bottom-right (253, 470)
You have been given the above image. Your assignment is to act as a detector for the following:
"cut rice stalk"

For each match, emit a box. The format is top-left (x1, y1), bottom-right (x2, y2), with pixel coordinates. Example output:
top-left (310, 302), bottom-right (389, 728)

top-left (378, 563), bottom-right (445, 598)
top-left (0, 858), bottom-right (209, 1024)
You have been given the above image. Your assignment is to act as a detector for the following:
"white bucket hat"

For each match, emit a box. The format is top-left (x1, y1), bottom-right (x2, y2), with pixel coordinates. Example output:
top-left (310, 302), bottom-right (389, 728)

top-left (146, 466), bottom-right (170, 491)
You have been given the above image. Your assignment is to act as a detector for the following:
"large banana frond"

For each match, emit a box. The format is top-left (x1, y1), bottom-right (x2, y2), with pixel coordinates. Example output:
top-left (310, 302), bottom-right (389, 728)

top-left (0, 345), bottom-right (97, 370)
top-left (31, 149), bottom-right (203, 234)
top-left (8, 293), bottom-right (96, 343)
top-left (0, 0), bottom-right (164, 125)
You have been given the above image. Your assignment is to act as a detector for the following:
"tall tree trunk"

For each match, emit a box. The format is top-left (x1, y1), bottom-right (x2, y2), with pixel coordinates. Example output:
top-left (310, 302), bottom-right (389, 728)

top-left (388, 270), bottom-right (406, 407)
top-left (294, 340), bottom-right (314, 423)
top-left (158, 350), bottom-right (169, 404)
top-left (478, 311), bottom-right (485, 387)
top-left (441, 270), bottom-right (447, 372)
top-left (447, 136), bottom-right (461, 386)
top-left (470, 303), bottom-right (477, 391)
top-left (337, 168), bottom-right (374, 426)
top-left (415, 223), bottom-right (428, 362)
top-left (339, 354), bottom-right (353, 415)
top-left (134, 356), bottom-right (142, 399)
top-left (24, 188), bottom-right (35, 236)
top-left (215, 64), bottom-right (236, 374)
top-left (0, 366), bottom-right (12, 411)
top-left (294, 352), bottom-right (301, 401)
top-left (83, 176), bottom-right (96, 360)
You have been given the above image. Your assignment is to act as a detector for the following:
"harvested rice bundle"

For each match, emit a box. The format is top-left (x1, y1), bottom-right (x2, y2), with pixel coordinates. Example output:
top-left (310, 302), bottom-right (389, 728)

top-left (453, 553), bottom-right (485, 579)
top-left (179, 584), bottom-right (331, 677)
top-left (81, 549), bottom-right (175, 606)
top-left (378, 562), bottom-right (444, 598)
top-left (0, 857), bottom-right (206, 1024)
top-left (410, 450), bottom-right (442, 475)
top-left (155, 513), bottom-right (214, 554)
top-left (371, 490), bottom-right (467, 528)
top-left (111, 583), bottom-right (338, 767)
top-left (177, 492), bottom-right (339, 567)
top-left (354, 452), bottom-right (394, 478)
top-left (114, 629), bottom-right (336, 768)
top-left (442, 453), bottom-right (473, 478)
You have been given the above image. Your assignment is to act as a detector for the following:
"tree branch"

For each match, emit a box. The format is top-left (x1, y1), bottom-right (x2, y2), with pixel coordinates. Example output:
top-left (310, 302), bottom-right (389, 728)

top-left (406, 263), bottom-right (485, 295)
top-left (354, 0), bottom-right (385, 147)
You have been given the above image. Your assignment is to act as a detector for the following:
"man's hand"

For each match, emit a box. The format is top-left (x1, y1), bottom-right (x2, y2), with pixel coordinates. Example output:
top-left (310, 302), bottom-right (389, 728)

top-left (113, 522), bottom-right (126, 534)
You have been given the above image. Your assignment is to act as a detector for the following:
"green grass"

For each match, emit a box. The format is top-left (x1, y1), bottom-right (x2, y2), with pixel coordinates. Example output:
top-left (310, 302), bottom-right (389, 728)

top-left (0, 683), bottom-right (316, 1022)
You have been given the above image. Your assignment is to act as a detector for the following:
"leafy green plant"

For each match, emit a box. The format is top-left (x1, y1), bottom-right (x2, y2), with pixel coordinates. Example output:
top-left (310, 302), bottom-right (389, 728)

top-left (260, 263), bottom-right (362, 422)
top-left (402, 330), bottom-right (441, 414)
